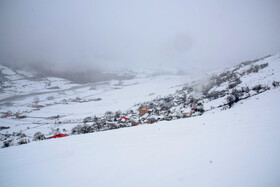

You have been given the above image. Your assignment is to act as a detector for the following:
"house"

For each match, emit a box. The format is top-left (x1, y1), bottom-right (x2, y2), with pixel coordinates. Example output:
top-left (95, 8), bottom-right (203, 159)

top-left (1, 113), bottom-right (9, 118)
top-left (170, 114), bottom-right (179, 120)
top-left (106, 122), bottom-right (119, 129)
top-left (161, 102), bottom-right (172, 110)
top-left (147, 117), bottom-right (157, 124)
top-left (139, 107), bottom-right (149, 116)
top-left (182, 111), bottom-right (192, 118)
top-left (74, 97), bottom-right (81, 102)
top-left (50, 133), bottom-right (68, 139)
top-left (163, 116), bottom-right (172, 121)
top-left (33, 105), bottom-right (44, 108)
top-left (191, 106), bottom-right (204, 113)
top-left (141, 113), bottom-right (149, 120)
top-left (119, 117), bottom-right (128, 122)
top-left (16, 112), bottom-right (27, 119)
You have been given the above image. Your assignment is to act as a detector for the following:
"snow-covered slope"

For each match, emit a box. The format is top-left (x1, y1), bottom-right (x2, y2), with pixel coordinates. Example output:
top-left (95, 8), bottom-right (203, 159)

top-left (0, 54), bottom-right (280, 148)
top-left (0, 53), bottom-right (280, 186)
top-left (0, 70), bottom-right (194, 146)
top-left (0, 86), bottom-right (279, 187)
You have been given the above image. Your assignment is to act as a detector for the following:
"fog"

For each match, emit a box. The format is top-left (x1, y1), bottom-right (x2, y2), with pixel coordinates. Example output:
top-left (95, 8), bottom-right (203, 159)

top-left (0, 0), bottom-right (280, 75)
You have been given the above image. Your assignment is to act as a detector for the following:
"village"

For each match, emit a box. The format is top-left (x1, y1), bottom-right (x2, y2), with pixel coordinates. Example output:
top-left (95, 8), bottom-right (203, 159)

top-left (71, 59), bottom-right (279, 136)
top-left (73, 92), bottom-right (205, 135)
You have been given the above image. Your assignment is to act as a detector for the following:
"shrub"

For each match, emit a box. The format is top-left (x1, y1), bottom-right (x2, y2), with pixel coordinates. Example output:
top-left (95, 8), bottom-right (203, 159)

top-left (2, 139), bottom-right (13, 148)
top-left (71, 124), bottom-right (95, 135)
top-left (105, 111), bottom-right (114, 118)
top-left (114, 111), bottom-right (121, 118)
top-left (83, 117), bottom-right (93, 123)
top-left (47, 96), bottom-right (54, 100)
top-left (272, 81), bottom-right (280, 88)
top-left (226, 94), bottom-right (239, 108)
top-left (259, 63), bottom-right (268, 69)
top-left (33, 132), bottom-right (45, 141)
top-left (228, 78), bottom-right (241, 89)
top-left (206, 90), bottom-right (226, 100)
top-left (245, 64), bottom-right (268, 75)
top-left (231, 89), bottom-right (241, 99)
top-left (18, 139), bottom-right (28, 145)
top-left (252, 84), bottom-right (263, 93)
top-left (241, 87), bottom-right (250, 93)
top-left (50, 128), bottom-right (60, 135)
top-left (12, 132), bottom-right (26, 138)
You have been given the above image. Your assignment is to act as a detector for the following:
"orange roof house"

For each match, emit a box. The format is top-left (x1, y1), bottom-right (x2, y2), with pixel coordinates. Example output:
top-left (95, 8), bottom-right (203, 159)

top-left (139, 107), bottom-right (149, 116)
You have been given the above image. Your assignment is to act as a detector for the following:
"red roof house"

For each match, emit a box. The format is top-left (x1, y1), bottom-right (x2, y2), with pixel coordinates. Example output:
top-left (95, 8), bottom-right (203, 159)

top-left (2, 113), bottom-right (9, 118)
top-left (119, 117), bottom-right (128, 122)
top-left (50, 133), bottom-right (69, 139)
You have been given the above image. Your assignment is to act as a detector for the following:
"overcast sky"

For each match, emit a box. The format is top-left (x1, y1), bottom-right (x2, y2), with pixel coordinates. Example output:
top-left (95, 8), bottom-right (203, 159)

top-left (0, 0), bottom-right (279, 73)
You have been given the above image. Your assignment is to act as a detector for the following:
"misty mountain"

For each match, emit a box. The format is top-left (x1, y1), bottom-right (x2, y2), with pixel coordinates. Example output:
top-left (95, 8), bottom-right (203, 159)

top-left (1, 62), bottom-right (134, 84)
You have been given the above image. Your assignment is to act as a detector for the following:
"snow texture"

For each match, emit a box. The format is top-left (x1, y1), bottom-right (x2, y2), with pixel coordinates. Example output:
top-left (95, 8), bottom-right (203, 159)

top-left (0, 54), bottom-right (280, 186)
top-left (0, 87), bottom-right (279, 187)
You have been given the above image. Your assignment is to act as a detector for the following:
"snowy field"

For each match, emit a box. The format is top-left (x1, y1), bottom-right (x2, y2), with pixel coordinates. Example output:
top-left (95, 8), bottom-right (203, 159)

top-left (0, 73), bottom-right (193, 140)
top-left (1, 54), bottom-right (279, 145)
top-left (0, 86), bottom-right (279, 187)
top-left (0, 54), bottom-right (280, 186)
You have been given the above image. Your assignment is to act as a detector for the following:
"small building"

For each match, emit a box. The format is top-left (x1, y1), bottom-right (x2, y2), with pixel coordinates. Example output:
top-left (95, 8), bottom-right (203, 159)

top-left (15, 112), bottom-right (27, 119)
top-left (1, 113), bottom-right (9, 118)
top-left (119, 117), bottom-right (129, 122)
top-left (33, 105), bottom-right (44, 108)
top-left (182, 111), bottom-right (192, 118)
top-left (161, 102), bottom-right (172, 110)
top-left (147, 117), bottom-right (157, 124)
top-left (132, 121), bottom-right (140, 126)
top-left (106, 122), bottom-right (119, 129)
top-left (191, 106), bottom-right (204, 113)
top-left (163, 116), bottom-right (172, 121)
top-left (139, 107), bottom-right (149, 116)
top-left (50, 133), bottom-right (68, 139)
top-left (170, 114), bottom-right (179, 120)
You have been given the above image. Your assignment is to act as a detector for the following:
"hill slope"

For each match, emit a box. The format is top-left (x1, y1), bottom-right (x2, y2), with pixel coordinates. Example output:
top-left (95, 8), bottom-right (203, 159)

top-left (0, 54), bottom-right (280, 147)
top-left (0, 86), bottom-right (279, 187)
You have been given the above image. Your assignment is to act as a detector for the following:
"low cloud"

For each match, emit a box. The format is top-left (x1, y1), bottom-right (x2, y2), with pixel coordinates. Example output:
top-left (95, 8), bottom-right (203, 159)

top-left (0, 0), bottom-right (279, 75)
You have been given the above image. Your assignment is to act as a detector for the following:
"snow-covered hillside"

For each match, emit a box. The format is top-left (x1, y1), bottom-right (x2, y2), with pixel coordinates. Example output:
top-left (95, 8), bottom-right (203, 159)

top-left (0, 66), bottom-right (194, 147)
top-left (0, 84), bottom-right (279, 187)
top-left (0, 54), bottom-right (280, 186)
top-left (0, 54), bottom-right (280, 148)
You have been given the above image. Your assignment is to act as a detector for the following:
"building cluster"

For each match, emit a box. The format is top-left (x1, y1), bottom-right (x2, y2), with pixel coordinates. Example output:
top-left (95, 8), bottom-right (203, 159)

top-left (76, 90), bottom-right (205, 134)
